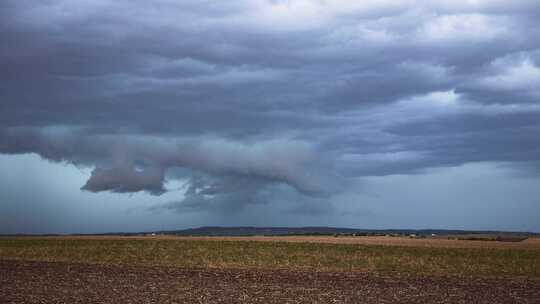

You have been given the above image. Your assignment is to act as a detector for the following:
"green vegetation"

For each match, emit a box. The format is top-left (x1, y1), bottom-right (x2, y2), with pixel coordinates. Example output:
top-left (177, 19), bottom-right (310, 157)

top-left (1, 238), bottom-right (539, 277)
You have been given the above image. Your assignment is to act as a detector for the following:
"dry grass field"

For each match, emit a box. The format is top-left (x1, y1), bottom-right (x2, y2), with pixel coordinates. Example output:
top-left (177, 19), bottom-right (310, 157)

top-left (14, 234), bottom-right (540, 249)
top-left (155, 234), bottom-right (540, 249)
top-left (1, 236), bottom-right (540, 303)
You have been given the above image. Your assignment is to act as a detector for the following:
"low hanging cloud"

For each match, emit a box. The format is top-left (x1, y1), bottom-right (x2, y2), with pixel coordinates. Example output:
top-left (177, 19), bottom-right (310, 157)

top-left (0, 128), bottom-right (333, 201)
top-left (159, 173), bottom-right (271, 213)
top-left (82, 165), bottom-right (167, 195)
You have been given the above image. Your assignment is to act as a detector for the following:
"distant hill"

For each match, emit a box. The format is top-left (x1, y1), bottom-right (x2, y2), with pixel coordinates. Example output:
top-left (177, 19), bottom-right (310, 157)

top-left (4, 226), bottom-right (538, 237)
top-left (145, 226), bottom-right (538, 237)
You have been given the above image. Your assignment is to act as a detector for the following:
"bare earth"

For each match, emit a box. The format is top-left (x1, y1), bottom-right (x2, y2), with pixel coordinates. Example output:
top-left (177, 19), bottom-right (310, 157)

top-left (1, 260), bottom-right (539, 304)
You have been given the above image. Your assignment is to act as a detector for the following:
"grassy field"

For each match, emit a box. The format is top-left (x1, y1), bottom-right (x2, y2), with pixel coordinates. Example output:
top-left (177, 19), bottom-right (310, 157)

top-left (1, 237), bottom-right (539, 277)
top-left (12, 235), bottom-right (540, 248)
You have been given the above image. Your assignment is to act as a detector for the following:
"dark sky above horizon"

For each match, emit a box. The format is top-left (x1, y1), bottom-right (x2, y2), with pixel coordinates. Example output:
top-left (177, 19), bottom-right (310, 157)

top-left (1, 1), bottom-right (540, 234)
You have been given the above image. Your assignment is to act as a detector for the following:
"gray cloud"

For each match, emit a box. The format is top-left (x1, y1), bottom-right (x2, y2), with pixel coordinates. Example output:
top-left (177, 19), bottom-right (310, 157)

top-left (0, 128), bottom-right (331, 201)
top-left (1, 0), bottom-right (540, 213)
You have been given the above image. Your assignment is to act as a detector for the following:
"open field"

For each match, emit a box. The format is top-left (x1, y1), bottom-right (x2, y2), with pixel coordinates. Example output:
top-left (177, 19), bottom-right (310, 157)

top-left (2, 260), bottom-right (540, 304)
top-left (1, 237), bottom-right (540, 275)
top-left (6, 234), bottom-right (540, 249)
top-left (2, 237), bottom-right (540, 303)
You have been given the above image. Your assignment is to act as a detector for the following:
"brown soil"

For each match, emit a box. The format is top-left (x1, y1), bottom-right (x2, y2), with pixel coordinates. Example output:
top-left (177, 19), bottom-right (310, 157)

top-left (1, 260), bottom-right (539, 304)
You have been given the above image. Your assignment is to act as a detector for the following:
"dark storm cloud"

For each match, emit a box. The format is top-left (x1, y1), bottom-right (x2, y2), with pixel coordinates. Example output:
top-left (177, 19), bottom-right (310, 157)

top-left (1, 0), bottom-right (540, 209)
top-left (159, 173), bottom-right (271, 213)
top-left (0, 128), bottom-right (330, 196)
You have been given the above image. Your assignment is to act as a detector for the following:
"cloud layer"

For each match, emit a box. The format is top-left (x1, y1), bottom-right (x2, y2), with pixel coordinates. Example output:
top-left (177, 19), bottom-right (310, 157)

top-left (1, 0), bottom-right (540, 210)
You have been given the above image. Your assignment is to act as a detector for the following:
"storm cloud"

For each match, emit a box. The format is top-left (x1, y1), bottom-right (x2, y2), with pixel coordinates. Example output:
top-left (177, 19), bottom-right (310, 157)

top-left (1, 0), bottom-right (540, 215)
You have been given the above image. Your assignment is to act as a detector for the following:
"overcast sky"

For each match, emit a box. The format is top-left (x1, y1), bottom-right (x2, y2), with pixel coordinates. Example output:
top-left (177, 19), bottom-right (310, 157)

top-left (1, 0), bottom-right (540, 234)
